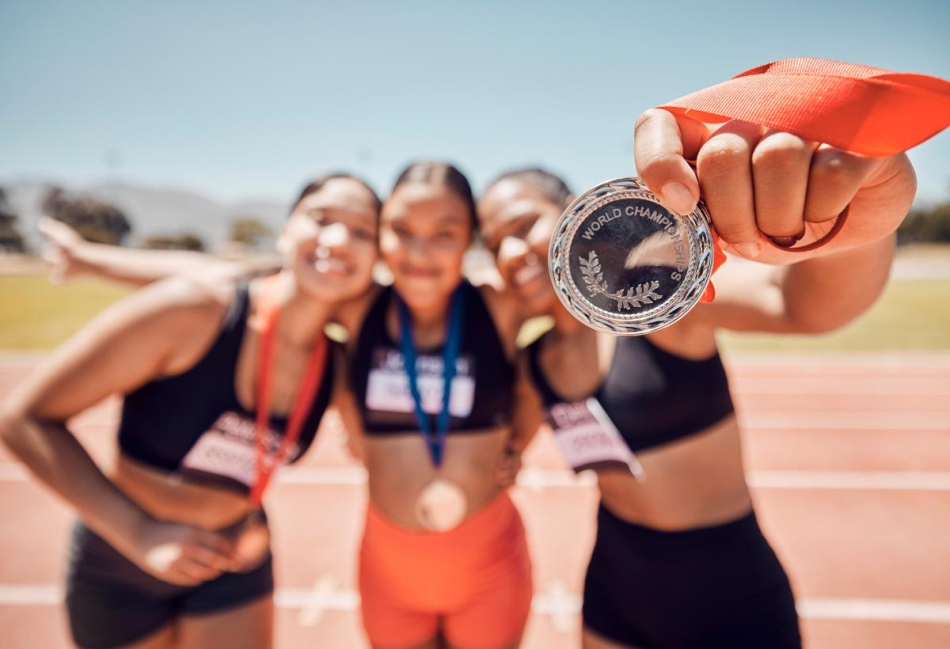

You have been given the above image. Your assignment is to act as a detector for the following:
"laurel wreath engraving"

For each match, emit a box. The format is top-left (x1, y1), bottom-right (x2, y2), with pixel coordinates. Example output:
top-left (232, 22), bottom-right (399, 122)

top-left (578, 251), bottom-right (663, 310)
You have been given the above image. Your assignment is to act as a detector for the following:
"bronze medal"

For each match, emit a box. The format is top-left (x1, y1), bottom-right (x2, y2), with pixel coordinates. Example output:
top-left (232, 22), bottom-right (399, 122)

top-left (415, 478), bottom-right (467, 532)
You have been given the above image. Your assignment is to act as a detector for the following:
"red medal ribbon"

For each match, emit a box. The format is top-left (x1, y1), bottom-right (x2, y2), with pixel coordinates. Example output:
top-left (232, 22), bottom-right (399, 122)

top-left (250, 275), bottom-right (328, 506)
top-left (659, 58), bottom-right (950, 157)
top-left (658, 58), bottom-right (950, 287)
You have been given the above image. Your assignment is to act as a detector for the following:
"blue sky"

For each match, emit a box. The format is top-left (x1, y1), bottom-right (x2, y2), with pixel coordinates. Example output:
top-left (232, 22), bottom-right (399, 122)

top-left (1, 0), bottom-right (948, 206)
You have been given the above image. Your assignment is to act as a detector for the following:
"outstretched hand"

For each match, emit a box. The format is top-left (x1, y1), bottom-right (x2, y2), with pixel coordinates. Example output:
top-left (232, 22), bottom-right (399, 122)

top-left (633, 109), bottom-right (915, 262)
top-left (38, 216), bottom-right (90, 284)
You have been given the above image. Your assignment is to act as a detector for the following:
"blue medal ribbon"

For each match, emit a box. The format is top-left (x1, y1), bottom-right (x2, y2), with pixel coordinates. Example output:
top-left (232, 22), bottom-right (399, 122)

top-left (396, 285), bottom-right (465, 468)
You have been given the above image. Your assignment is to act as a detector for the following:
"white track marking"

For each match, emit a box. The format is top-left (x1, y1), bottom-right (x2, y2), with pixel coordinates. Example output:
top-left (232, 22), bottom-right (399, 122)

top-left (292, 575), bottom-right (354, 627)
top-left (724, 354), bottom-right (950, 369)
top-left (275, 466), bottom-right (367, 485)
top-left (0, 585), bottom-right (60, 605)
top-left (731, 382), bottom-right (950, 396)
top-left (533, 580), bottom-right (582, 632)
top-left (3, 463), bottom-right (950, 491)
top-left (2, 585), bottom-right (948, 625)
top-left (796, 599), bottom-right (950, 624)
top-left (738, 412), bottom-right (950, 431)
top-left (747, 471), bottom-right (950, 491)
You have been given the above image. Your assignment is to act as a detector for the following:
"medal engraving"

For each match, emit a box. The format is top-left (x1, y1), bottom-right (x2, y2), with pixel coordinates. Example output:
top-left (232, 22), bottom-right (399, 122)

top-left (550, 178), bottom-right (713, 335)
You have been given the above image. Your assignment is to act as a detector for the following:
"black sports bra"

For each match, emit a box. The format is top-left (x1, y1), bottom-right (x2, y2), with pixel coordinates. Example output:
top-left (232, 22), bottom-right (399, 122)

top-left (527, 331), bottom-right (734, 453)
top-left (117, 282), bottom-right (333, 489)
top-left (350, 282), bottom-right (514, 435)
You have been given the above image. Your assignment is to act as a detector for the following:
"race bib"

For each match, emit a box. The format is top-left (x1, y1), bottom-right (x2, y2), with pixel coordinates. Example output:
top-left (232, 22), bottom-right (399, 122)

top-left (546, 398), bottom-right (645, 480)
top-left (366, 348), bottom-right (475, 418)
top-left (178, 411), bottom-right (299, 492)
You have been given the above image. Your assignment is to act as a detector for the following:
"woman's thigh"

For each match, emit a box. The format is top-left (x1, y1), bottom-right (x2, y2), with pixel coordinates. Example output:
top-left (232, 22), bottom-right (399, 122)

top-left (177, 594), bottom-right (274, 649)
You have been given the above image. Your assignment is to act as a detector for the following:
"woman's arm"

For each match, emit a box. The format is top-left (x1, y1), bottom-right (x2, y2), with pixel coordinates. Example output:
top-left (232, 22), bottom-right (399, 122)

top-left (480, 281), bottom-right (542, 487)
top-left (0, 277), bottom-right (238, 584)
top-left (40, 216), bottom-right (259, 287)
top-left (690, 237), bottom-right (895, 335)
top-left (328, 342), bottom-right (368, 463)
top-left (496, 353), bottom-right (544, 488)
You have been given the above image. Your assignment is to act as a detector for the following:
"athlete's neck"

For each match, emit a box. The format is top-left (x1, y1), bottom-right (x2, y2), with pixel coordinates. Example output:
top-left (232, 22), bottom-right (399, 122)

top-left (267, 272), bottom-right (332, 348)
top-left (403, 300), bottom-right (450, 345)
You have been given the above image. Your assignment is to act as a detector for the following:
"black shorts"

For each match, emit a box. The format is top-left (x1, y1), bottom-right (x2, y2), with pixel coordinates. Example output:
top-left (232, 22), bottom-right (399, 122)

top-left (65, 519), bottom-right (274, 649)
top-left (582, 504), bottom-right (801, 649)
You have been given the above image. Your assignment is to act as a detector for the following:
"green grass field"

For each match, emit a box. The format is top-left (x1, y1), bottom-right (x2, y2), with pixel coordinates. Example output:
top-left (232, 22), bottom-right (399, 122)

top-left (718, 279), bottom-right (950, 353)
top-left (0, 277), bottom-right (131, 351)
top-left (1, 275), bottom-right (948, 352)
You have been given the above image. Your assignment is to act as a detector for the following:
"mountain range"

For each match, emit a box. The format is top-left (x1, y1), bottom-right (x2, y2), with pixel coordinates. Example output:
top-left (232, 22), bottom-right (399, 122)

top-left (1, 180), bottom-right (289, 252)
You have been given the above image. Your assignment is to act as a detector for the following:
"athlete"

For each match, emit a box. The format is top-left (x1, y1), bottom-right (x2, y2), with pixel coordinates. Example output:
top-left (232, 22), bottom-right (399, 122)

top-left (0, 173), bottom-right (381, 649)
top-left (477, 107), bottom-right (916, 648)
top-left (334, 160), bottom-right (538, 649)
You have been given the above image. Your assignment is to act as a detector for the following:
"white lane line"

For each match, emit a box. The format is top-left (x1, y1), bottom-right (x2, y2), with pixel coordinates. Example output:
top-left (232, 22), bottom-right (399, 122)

top-left (725, 354), bottom-right (950, 368)
top-left (10, 352), bottom-right (942, 368)
top-left (295, 574), bottom-right (344, 627)
top-left (4, 464), bottom-right (950, 491)
top-left (0, 585), bottom-right (60, 605)
top-left (746, 471), bottom-right (950, 491)
top-left (730, 383), bottom-right (950, 397)
top-left (797, 599), bottom-right (950, 624)
top-left (276, 466), bottom-right (367, 485)
top-left (2, 585), bottom-right (948, 625)
top-left (739, 412), bottom-right (950, 431)
top-left (279, 575), bottom-right (360, 627)
top-left (533, 580), bottom-right (582, 632)
top-left (211, 467), bottom-right (950, 492)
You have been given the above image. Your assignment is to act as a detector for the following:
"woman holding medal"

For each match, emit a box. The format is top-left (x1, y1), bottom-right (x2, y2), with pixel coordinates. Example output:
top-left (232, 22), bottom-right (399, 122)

top-left (0, 173), bottom-right (381, 649)
top-left (333, 160), bottom-right (537, 649)
top-left (477, 118), bottom-right (916, 649)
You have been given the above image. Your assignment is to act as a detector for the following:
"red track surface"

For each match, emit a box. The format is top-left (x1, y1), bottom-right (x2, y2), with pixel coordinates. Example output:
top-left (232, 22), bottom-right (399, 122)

top-left (1, 354), bottom-right (948, 648)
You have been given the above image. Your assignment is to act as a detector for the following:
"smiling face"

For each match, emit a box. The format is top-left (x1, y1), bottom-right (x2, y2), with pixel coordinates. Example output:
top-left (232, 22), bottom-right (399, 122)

top-left (379, 181), bottom-right (473, 313)
top-left (478, 177), bottom-right (565, 317)
top-left (279, 177), bottom-right (379, 303)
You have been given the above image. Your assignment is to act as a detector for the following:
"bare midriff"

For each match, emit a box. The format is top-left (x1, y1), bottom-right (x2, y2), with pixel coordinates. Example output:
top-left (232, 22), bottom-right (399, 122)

top-left (596, 415), bottom-right (753, 531)
top-left (110, 453), bottom-right (253, 531)
top-left (363, 425), bottom-right (511, 529)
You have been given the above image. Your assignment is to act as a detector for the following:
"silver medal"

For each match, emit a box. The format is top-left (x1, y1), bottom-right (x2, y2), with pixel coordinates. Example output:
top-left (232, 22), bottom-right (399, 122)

top-left (549, 178), bottom-right (713, 335)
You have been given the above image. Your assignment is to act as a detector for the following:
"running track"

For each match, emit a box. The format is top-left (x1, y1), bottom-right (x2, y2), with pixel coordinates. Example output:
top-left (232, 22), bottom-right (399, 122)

top-left (0, 353), bottom-right (948, 648)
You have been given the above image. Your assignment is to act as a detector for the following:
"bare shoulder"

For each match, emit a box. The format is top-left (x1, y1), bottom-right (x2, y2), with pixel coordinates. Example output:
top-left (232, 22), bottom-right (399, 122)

top-left (5, 276), bottom-right (239, 421)
top-left (155, 276), bottom-right (239, 364)
top-left (80, 275), bottom-right (236, 374)
top-left (126, 274), bottom-right (233, 327)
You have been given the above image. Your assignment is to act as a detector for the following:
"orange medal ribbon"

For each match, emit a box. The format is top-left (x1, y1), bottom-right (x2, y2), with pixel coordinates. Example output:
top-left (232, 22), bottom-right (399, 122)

top-left (660, 58), bottom-right (950, 157)
top-left (660, 58), bottom-right (950, 298)
top-left (250, 276), bottom-right (328, 506)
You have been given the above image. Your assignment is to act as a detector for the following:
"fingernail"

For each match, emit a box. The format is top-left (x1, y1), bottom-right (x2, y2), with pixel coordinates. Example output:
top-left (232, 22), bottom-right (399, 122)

top-left (734, 242), bottom-right (763, 258)
top-left (769, 236), bottom-right (798, 248)
top-left (769, 229), bottom-right (806, 248)
top-left (660, 182), bottom-right (697, 216)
